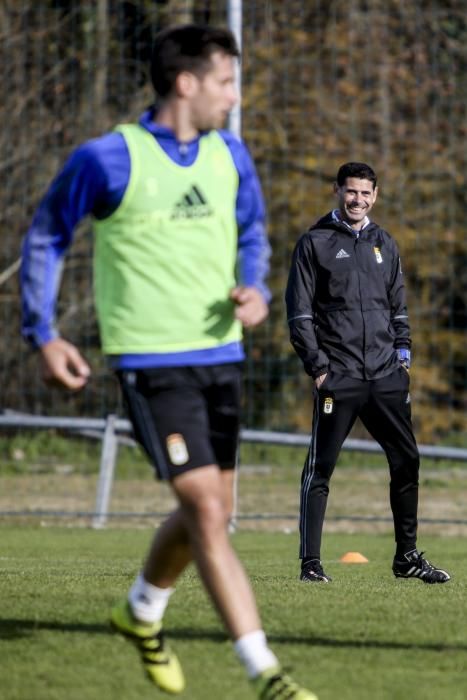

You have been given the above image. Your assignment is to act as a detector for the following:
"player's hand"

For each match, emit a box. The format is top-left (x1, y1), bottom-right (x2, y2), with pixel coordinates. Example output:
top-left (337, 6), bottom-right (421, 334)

top-left (230, 286), bottom-right (269, 328)
top-left (39, 338), bottom-right (91, 391)
top-left (315, 373), bottom-right (327, 389)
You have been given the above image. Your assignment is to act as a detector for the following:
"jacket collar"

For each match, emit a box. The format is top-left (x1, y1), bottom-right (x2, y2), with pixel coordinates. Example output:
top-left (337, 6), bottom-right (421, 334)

top-left (331, 208), bottom-right (371, 236)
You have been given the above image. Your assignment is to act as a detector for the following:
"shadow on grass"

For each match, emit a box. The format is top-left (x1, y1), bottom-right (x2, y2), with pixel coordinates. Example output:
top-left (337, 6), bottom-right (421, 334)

top-left (1, 618), bottom-right (466, 653)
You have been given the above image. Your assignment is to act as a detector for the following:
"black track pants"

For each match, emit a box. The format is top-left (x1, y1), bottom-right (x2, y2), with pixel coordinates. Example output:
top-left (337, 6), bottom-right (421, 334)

top-left (299, 367), bottom-right (420, 560)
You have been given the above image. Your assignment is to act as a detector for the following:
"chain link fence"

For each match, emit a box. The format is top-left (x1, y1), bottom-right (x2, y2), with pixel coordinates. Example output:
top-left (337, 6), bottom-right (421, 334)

top-left (1, 0), bottom-right (466, 449)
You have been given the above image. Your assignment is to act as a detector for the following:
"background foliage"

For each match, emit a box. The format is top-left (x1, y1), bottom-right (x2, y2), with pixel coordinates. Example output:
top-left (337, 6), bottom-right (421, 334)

top-left (0, 0), bottom-right (465, 444)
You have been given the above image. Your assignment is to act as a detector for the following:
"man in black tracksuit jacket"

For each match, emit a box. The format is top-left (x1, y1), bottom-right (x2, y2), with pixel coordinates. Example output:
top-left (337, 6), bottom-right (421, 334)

top-left (285, 162), bottom-right (450, 584)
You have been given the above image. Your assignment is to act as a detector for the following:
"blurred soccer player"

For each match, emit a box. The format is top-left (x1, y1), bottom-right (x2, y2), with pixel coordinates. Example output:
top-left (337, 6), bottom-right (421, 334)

top-left (21, 24), bottom-right (318, 700)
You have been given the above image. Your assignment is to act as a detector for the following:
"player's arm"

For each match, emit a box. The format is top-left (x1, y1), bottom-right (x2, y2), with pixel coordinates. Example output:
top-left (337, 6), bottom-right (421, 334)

top-left (386, 236), bottom-right (412, 368)
top-left (20, 142), bottom-right (109, 389)
top-left (223, 134), bottom-right (271, 328)
top-left (285, 235), bottom-right (329, 382)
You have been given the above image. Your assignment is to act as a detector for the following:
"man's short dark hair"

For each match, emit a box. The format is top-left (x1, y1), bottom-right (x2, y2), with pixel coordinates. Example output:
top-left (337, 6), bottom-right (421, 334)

top-left (336, 162), bottom-right (377, 188)
top-left (150, 24), bottom-right (240, 98)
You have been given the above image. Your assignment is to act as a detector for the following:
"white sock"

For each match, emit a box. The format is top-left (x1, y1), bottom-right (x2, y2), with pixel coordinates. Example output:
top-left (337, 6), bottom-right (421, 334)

top-left (234, 630), bottom-right (279, 679)
top-left (128, 573), bottom-right (174, 623)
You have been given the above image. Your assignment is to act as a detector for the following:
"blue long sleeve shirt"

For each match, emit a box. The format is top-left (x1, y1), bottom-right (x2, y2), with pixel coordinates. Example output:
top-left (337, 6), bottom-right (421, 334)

top-left (21, 108), bottom-right (270, 369)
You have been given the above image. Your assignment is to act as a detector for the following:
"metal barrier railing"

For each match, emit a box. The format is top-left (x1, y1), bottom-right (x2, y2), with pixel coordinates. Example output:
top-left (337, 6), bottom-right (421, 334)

top-left (1, 412), bottom-right (466, 528)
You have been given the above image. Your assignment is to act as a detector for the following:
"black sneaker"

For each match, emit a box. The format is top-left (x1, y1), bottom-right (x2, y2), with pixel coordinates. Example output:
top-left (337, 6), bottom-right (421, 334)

top-left (300, 559), bottom-right (332, 583)
top-left (392, 550), bottom-right (450, 584)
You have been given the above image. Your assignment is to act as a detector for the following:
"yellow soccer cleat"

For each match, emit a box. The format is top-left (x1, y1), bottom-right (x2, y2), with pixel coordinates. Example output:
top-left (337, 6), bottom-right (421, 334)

top-left (253, 666), bottom-right (318, 700)
top-left (110, 599), bottom-right (185, 694)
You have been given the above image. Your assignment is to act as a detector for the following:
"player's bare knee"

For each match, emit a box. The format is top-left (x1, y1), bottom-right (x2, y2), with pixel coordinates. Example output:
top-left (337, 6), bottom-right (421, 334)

top-left (183, 493), bottom-right (228, 538)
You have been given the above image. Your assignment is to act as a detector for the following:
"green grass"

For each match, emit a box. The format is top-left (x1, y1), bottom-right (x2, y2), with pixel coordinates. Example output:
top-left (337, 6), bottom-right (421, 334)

top-left (0, 431), bottom-right (150, 478)
top-left (2, 431), bottom-right (467, 530)
top-left (2, 430), bottom-right (466, 477)
top-left (1, 527), bottom-right (466, 700)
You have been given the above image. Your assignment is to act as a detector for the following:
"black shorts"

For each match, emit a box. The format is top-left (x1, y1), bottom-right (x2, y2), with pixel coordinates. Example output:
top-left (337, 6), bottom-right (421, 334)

top-left (117, 363), bottom-right (243, 480)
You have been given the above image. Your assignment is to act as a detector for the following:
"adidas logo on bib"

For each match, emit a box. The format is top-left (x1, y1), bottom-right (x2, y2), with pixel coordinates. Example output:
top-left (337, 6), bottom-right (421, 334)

top-left (171, 185), bottom-right (213, 220)
top-left (336, 248), bottom-right (350, 259)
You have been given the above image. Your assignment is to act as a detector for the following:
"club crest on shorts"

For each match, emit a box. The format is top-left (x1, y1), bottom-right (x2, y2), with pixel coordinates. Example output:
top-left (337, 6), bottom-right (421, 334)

top-left (374, 246), bottom-right (383, 264)
top-left (166, 433), bottom-right (189, 466)
top-left (323, 397), bottom-right (333, 414)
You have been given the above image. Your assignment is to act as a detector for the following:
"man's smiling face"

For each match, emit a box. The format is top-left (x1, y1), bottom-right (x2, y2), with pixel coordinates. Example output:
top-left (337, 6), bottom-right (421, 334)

top-left (334, 177), bottom-right (378, 230)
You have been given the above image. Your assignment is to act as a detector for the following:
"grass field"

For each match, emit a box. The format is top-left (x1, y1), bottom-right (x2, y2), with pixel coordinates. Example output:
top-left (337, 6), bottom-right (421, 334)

top-left (1, 526), bottom-right (466, 700)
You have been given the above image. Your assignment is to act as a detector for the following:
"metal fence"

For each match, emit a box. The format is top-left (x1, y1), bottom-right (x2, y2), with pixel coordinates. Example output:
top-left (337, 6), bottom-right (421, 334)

top-left (0, 0), bottom-right (466, 447)
top-left (1, 413), bottom-right (466, 528)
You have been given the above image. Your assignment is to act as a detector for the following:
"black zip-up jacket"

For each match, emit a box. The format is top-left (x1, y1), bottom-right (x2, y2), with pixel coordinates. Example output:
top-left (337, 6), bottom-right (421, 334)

top-left (285, 212), bottom-right (411, 380)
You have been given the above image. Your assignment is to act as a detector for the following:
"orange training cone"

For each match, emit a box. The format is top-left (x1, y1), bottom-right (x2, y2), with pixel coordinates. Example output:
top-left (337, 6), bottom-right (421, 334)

top-left (340, 551), bottom-right (369, 563)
